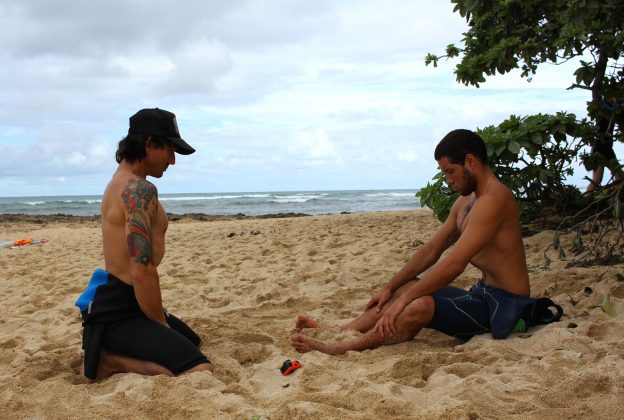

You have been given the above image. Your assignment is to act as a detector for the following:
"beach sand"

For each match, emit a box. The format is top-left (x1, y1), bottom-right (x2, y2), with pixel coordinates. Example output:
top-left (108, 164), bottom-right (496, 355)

top-left (0, 210), bottom-right (622, 419)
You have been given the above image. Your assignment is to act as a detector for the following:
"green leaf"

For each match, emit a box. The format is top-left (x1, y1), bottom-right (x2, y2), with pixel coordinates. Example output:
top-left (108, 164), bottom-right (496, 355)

top-left (507, 140), bottom-right (521, 154)
top-left (493, 141), bottom-right (507, 156)
top-left (538, 168), bottom-right (550, 182)
top-left (446, 44), bottom-right (460, 57)
top-left (600, 294), bottom-right (616, 317)
top-left (530, 131), bottom-right (544, 145)
top-left (463, 0), bottom-right (479, 13)
top-left (425, 53), bottom-right (439, 67)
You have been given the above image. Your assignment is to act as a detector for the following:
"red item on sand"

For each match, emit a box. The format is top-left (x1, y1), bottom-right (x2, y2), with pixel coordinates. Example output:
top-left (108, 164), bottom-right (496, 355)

top-left (280, 359), bottom-right (302, 376)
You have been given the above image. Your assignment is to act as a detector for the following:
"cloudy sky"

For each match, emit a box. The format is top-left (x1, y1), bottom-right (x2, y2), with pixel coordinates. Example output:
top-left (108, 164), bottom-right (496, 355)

top-left (0, 0), bottom-right (612, 197)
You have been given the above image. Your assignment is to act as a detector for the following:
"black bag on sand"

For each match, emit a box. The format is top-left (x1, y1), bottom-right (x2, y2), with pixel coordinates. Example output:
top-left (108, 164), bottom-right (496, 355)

top-left (512, 297), bottom-right (564, 333)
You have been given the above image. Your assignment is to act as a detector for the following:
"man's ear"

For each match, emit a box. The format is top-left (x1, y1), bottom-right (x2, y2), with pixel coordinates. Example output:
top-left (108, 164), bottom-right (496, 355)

top-left (464, 153), bottom-right (476, 169)
top-left (145, 136), bottom-right (154, 151)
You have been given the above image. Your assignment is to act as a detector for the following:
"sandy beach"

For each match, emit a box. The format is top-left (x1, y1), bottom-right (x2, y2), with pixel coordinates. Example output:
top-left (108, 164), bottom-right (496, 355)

top-left (0, 209), bottom-right (622, 419)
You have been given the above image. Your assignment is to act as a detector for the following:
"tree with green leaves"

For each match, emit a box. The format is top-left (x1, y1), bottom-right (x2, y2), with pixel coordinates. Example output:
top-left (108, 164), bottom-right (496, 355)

top-left (418, 0), bottom-right (623, 265)
top-left (426, 0), bottom-right (623, 112)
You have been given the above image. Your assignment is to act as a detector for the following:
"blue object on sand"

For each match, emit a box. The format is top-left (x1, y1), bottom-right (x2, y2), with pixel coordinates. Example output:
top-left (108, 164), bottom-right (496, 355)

top-left (75, 269), bottom-right (109, 313)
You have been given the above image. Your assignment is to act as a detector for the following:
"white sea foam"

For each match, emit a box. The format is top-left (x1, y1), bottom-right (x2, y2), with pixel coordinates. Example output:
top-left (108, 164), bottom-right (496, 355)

top-left (269, 194), bottom-right (326, 203)
top-left (270, 198), bottom-right (310, 203)
top-left (60, 199), bottom-right (102, 204)
top-left (160, 194), bottom-right (271, 201)
top-left (160, 195), bottom-right (241, 201)
top-left (365, 192), bottom-right (415, 197)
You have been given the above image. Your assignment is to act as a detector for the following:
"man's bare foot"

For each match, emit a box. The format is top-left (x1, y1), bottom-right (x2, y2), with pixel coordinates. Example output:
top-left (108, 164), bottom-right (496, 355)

top-left (185, 362), bottom-right (214, 374)
top-left (95, 350), bottom-right (128, 380)
top-left (290, 334), bottom-right (345, 355)
top-left (95, 350), bottom-right (173, 381)
top-left (295, 314), bottom-right (323, 331)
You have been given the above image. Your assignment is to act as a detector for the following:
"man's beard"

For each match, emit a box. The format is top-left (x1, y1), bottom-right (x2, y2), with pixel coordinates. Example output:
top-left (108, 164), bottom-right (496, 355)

top-left (459, 167), bottom-right (477, 196)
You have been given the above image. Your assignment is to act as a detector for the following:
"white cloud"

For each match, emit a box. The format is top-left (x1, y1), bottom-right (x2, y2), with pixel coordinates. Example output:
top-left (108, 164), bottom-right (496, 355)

top-left (159, 37), bottom-right (233, 95)
top-left (289, 128), bottom-right (341, 163)
top-left (66, 152), bottom-right (87, 166)
top-left (110, 54), bottom-right (175, 79)
top-left (397, 150), bottom-right (418, 162)
top-left (0, 0), bottom-right (603, 197)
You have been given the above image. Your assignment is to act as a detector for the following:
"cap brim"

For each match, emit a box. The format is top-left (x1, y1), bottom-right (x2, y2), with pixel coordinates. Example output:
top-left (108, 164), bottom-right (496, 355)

top-left (168, 137), bottom-right (195, 155)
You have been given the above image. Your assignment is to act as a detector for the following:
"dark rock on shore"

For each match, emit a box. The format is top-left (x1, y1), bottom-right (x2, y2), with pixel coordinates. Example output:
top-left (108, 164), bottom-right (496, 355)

top-left (0, 212), bottom-right (311, 226)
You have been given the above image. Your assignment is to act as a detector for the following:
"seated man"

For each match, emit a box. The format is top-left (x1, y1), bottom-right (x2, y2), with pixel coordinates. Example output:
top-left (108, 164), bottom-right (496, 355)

top-left (291, 129), bottom-right (534, 355)
top-left (76, 108), bottom-right (213, 380)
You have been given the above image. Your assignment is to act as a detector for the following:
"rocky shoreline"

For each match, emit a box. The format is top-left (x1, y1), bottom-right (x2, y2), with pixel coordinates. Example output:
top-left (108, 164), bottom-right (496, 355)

top-left (0, 211), bottom-right (313, 225)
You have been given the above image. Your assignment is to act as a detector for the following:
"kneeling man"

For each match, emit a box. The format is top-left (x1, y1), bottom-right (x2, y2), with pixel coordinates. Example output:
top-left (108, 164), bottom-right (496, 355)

top-left (76, 108), bottom-right (213, 379)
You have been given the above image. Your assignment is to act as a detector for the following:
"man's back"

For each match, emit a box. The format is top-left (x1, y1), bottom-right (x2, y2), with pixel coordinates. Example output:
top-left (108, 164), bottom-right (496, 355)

top-left (101, 167), bottom-right (168, 286)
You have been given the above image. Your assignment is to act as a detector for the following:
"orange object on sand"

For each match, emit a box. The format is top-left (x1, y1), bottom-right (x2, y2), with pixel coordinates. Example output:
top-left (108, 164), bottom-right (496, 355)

top-left (280, 359), bottom-right (302, 376)
top-left (13, 238), bottom-right (33, 246)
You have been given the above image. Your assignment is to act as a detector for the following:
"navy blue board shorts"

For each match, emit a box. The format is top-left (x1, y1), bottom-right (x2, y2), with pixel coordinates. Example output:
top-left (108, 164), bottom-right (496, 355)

top-left (76, 269), bottom-right (210, 379)
top-left (428, 280), bottom-right (535, 339)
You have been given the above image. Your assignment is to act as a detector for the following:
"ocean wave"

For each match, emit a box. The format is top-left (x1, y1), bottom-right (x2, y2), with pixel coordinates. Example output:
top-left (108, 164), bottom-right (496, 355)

top-left (270, 198), bottom-right (311, 204)
top-left (269, 194), bottom-right (326, 203)
top-left (59, 199), bottom-right (102, 204)
top-left (160, 194), bottom-right (272, 202)
top-left (365, 192), bottom-right (415, 198)
top-left (22, 199), bottom-right (102, 206)
top-left (160, 195), bottom-right (241, 201)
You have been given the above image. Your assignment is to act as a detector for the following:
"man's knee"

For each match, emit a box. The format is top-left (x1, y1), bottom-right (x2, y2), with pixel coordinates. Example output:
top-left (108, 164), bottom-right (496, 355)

top-left (400, 296), bottom-right (435, 326)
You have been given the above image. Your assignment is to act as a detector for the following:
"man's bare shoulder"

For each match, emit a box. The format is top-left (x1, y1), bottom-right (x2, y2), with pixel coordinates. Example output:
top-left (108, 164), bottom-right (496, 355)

top-left (489, 181), bottom-right (519, 214)
top-left (468, 181), bottom-right (519, 230)
top-left (492, 179), bottom-right (515, 199)
top-left (102, 172), bottom-right (158, 217)
top-left (124, 176), bottom-right (157, 190)
top-left (106, 173), bottom-right (158, 210)
top-left (122, 179), bottom-right (157, 208)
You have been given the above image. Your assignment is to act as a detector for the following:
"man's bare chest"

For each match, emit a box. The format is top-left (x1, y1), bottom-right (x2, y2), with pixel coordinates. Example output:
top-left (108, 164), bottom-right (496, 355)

top-left (456, 196), bottom-right (477, 234)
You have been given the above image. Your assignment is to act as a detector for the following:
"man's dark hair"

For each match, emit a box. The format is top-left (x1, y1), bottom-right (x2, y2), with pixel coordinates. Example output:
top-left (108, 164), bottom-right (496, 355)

top-left (115, 134), bottom-right (171, 163)
top-left (434, 129), bottom-right (488, 165)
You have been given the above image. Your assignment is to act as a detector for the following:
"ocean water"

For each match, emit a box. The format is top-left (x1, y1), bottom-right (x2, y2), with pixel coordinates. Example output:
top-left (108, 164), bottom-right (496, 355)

top-left (0, 190), bottom-right (422, 217)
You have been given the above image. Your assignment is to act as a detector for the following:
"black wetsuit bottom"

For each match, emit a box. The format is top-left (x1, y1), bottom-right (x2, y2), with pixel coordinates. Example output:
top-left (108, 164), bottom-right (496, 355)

top-left (76, 270), bottom-right (209, 378)
top-left (102, 309), bottom-right (210, 375)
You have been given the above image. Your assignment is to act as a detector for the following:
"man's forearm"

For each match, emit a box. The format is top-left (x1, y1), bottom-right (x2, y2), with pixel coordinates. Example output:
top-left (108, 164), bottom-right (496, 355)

top-left (133, 270), bottom-right (167, 326)
top-left (399, 258), bottom-right (466, 304)
top-left (386, 243), bottom-right (440, 292)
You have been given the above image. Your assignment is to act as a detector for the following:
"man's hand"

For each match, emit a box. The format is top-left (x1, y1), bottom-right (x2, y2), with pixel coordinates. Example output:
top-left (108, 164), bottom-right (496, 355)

top-left (366, 286), bottom-right (393, 312)
top-left (372, 298), bottom-right (409, 338)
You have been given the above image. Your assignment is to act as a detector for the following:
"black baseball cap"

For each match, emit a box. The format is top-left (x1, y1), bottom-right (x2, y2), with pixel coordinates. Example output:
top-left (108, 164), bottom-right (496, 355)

top-left (128, 108), bottom-right (196, 155)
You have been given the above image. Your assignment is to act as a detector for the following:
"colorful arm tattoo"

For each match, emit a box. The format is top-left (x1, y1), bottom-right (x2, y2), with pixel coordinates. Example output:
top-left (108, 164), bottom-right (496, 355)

top-left (122, 178), bottom-right (157, 266)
